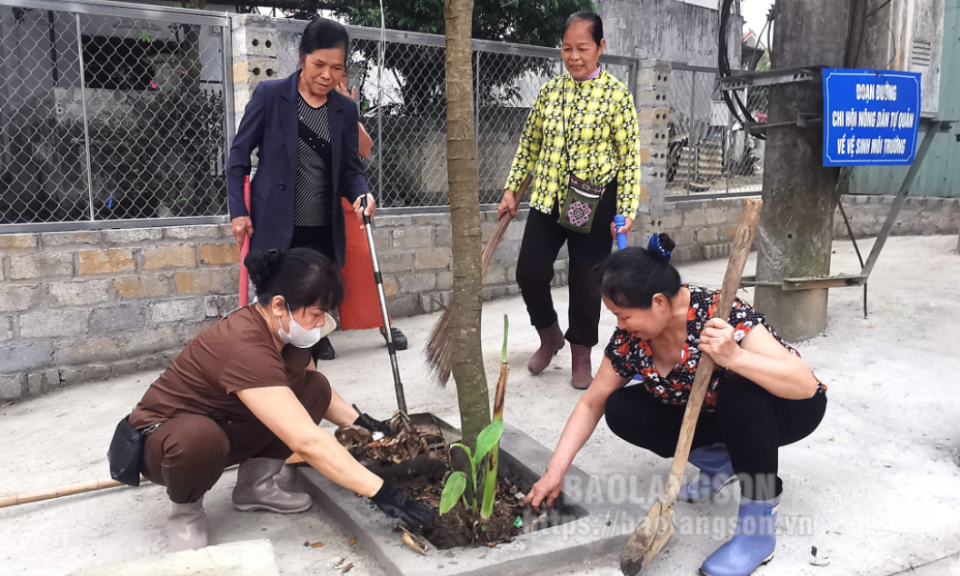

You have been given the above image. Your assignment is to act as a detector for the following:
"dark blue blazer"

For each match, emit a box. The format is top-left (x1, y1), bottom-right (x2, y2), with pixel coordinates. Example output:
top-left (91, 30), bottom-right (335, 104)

top-left (226, 71), bottom-right (369, 268)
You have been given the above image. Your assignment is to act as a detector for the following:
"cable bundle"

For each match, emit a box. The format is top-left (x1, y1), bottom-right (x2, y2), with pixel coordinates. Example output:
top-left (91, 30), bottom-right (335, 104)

top-left (718, 0), bottom-right (767, 139)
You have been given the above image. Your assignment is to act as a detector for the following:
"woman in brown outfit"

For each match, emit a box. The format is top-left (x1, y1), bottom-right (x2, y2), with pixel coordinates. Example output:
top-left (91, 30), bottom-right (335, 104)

top-left (126, 249), bottom-right (435, 551)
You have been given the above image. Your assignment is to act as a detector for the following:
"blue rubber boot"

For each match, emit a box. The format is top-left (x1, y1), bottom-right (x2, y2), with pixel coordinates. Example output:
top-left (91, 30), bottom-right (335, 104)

top-left (680, 444), bottom-right (736, 503)
top-left (700, 496), bottom-right (779, 576)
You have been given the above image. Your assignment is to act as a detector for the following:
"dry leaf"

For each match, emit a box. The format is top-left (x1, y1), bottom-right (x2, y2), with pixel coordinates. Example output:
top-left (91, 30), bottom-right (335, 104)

top-left (342, 563), bottom-right (354, 573)
top-left (349, 537), bottom-right (356, 546)
top-left (310, 541), bottom-right (324, 548)
top-left (401, 532), bottom-right (427, 556)
top-left (334, 413), bottom-right (447, 466)
top-left (399, 526), bottom-right (424, 543)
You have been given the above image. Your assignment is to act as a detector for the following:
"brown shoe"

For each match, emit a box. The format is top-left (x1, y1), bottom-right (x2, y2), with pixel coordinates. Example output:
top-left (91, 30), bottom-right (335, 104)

top-left (571, 344), bottom-right (593, 389)
top-left (528, 322), bottom-right (565, 374)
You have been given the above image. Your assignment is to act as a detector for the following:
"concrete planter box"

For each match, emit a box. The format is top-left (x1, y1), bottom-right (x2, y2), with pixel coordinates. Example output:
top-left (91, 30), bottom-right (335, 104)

top-left (298, 422), bottom-right (646, 576)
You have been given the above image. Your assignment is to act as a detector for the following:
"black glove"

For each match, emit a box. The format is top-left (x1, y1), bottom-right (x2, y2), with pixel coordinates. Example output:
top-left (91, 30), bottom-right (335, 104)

top-left (370, 482), bottom-right (438, 531)
top-left (352, 405), bottom-right (397, 436)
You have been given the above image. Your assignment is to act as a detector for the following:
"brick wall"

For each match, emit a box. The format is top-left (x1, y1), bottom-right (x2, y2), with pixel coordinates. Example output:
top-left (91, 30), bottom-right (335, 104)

top-left (0, 213), bottom-right (536, 403)
top-left (0, 225), bottom-right (240, 401)
top-left (641, 195), bottom-right (960, 263)
top-left (2, 194), bottom-right (957, 403)
top-left (348, 209), bottom-right (564, 316)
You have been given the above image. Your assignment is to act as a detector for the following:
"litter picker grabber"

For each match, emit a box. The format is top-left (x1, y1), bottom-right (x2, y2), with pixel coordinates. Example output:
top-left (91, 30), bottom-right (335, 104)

top-left (620, 197), bottom-right (763, 575)
top-left (360, 195), bottom-right (408, 414)
top-left (239, 175), bottom-right (252, 307)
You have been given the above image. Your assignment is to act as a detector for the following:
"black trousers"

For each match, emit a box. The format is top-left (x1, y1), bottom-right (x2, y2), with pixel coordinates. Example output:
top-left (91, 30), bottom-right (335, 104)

top-left (604, 373), bottom-right (827, 500)
top-left (515, 180), bottom-right (618, 348)
top-left (291, 225), bottom-right (337, 266)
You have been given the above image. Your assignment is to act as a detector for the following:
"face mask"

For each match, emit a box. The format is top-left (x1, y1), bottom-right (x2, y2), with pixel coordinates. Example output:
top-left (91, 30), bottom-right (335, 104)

top-left (278, 304), bottom-right (323, 348)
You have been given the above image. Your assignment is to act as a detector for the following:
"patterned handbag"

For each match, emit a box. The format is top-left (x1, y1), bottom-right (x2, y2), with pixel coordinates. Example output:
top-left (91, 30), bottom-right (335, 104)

top-left (557, 77), bottom-right (605, 234)
top-left (558, 174), bottom-right (604, 233)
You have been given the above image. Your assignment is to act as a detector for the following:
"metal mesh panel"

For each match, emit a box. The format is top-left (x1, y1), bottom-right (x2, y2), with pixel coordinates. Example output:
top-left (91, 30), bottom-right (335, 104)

top-left (0, 7), bottom-right (88, 224)
top-left (476, 51), bottom-right (561, 205)
top-left (667, 66), bottom-right (766, 196)
top-left (1, 3), bottom-right (640, 228)
top-left (0, 3), bottom-right (228, 227)
top-left (81, 15), bottom-right (227, 220)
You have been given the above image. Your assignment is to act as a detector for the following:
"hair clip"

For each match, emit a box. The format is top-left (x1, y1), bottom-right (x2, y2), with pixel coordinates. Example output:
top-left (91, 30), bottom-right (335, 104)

top-left (647, 233), bottom-right (672, 261)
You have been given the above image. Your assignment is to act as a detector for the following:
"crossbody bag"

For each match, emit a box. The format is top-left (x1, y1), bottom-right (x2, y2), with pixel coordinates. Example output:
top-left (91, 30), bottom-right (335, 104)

top-left (557, 76), bottom-right (605, 233)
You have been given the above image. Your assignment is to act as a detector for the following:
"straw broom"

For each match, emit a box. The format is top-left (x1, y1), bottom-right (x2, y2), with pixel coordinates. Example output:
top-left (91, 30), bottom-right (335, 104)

top-left (424, 174), bottom-right (532, 384)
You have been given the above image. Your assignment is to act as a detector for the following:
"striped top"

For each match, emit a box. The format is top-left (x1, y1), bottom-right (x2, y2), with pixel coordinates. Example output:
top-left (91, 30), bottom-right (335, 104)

top-left (504, 69), bottom-right (641, 219)
top-left (294, 95), bottom-right (333, 227)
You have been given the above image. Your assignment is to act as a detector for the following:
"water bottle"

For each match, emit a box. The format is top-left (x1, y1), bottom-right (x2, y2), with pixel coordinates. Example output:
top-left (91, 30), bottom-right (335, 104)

top-left (613, 215), bottom-right (627, 250)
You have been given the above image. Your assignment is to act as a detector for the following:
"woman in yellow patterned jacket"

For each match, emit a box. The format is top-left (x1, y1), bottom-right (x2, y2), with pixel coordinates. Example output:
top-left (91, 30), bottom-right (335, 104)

top-left (497, 11), bottom-right (641, 389)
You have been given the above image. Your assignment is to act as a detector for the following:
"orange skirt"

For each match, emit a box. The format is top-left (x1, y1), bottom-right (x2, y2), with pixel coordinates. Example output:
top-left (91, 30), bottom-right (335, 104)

top-left (339, 198), bottom-right (387, 330)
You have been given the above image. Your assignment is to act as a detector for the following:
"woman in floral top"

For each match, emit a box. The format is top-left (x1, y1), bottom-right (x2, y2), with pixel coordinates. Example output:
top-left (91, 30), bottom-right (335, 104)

top-left (524, 234), bottom-right (827, 576)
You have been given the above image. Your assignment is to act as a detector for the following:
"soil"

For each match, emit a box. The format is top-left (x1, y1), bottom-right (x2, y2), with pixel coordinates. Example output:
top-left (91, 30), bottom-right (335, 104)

top-left (372, 456), bottom-right (530, 550)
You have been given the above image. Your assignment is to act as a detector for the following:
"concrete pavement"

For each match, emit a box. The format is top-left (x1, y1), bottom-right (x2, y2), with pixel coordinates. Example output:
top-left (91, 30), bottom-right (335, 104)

top-left (1, 235), bottom-right (959, 576)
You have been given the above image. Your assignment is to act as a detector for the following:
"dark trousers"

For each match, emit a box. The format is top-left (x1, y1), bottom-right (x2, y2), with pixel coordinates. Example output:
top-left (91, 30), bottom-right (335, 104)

top-left (291, 225), bottom-right (337, 266)
top-left (291, 225), bottom-right (339, 360)
top-left (604, 373), bottom-right (827, 500)
top-left (515, 180), bottom-right (618, 348)
top-left (142, 371), bottom-right (332, 503)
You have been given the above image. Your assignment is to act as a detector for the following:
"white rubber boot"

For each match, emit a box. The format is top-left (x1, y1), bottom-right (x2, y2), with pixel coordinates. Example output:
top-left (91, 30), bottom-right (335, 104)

top-left (167, 498), bottom-right (208, 552)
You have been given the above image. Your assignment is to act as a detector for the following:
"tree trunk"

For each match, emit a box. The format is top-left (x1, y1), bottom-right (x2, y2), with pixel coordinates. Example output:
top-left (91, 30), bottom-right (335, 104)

top-left (443, 0), bottom-right (490, 446)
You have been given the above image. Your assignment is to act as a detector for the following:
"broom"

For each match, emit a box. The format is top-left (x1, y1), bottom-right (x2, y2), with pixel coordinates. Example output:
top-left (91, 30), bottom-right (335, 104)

top-left (424, 173), bottom-right (532, 384)
top-left (0, 477), bottom-right (148, 508)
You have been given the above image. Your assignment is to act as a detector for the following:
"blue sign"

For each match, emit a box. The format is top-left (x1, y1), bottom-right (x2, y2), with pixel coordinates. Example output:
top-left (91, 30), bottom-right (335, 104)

top-left (822, 69), bottom-right (921, 166)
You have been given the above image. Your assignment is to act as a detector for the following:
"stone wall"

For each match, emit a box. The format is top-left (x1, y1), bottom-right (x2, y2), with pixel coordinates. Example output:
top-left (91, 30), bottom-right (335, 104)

top-left (0, 225), bottom-right (240, 402)
top-left (640, 195), bottom-right (960, 263)
top-left (3, 194), bottom-right (958, 403)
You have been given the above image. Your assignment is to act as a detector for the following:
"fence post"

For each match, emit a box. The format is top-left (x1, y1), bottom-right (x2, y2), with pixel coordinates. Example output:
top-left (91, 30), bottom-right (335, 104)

top-left (474, 49), bottom-right (480, 186)
top-left (634, 59), bottom-right (670, 223)
top-left (221, 19), bottom-right (235, 172)
top-left (688, 70), bottom-right (696, 195)
top-left (74, 14), bottom-right (95, 222)
top-left (228, 15), bottom-right (279, 148)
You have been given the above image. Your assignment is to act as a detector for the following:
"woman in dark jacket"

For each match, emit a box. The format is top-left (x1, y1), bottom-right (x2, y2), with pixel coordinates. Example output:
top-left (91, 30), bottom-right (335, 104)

top-left (226, 18), bottom-right (406, 361)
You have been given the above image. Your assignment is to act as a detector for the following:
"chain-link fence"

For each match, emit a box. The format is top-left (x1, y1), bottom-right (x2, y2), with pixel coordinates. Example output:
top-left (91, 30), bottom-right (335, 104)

top-left (1, 1), bottom-right (640, 229)
top-left (271, 19), bottom-right (637, 208)
top-left (667, 63), bottom-right (767, 197)
top-left (0, 0), bottom-right (231, 229)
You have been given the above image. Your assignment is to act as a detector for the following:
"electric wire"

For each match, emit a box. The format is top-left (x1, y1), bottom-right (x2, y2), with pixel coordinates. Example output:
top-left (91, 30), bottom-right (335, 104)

top-left (718, 0), bottom-right (765, 139)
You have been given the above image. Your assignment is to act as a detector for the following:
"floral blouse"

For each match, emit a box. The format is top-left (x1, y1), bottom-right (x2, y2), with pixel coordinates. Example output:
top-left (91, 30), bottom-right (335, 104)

top-left (604, 286), bottom-right (823, 411)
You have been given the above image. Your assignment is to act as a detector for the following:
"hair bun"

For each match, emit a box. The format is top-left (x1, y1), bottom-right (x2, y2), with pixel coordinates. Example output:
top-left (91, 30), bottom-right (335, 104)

top-left (244, 249), bottom-right (283, 293)
top-left (647, 233), bottom-right (674, 261)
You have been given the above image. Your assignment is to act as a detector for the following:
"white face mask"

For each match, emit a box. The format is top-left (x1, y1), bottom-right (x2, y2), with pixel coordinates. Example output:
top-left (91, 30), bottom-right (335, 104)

top-left (278, 304), bottom-right (326, 348)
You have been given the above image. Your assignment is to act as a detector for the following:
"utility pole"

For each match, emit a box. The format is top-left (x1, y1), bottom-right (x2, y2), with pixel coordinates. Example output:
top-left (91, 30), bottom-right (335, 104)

top-left (754, 0), bottom-right (854, 341)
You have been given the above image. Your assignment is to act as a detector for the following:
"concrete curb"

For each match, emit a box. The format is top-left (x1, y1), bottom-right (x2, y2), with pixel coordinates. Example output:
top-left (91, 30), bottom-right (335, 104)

top-left (67, 538), bottom-right (280, 576)
top-left (298, 423), bottom-right (647, 576)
